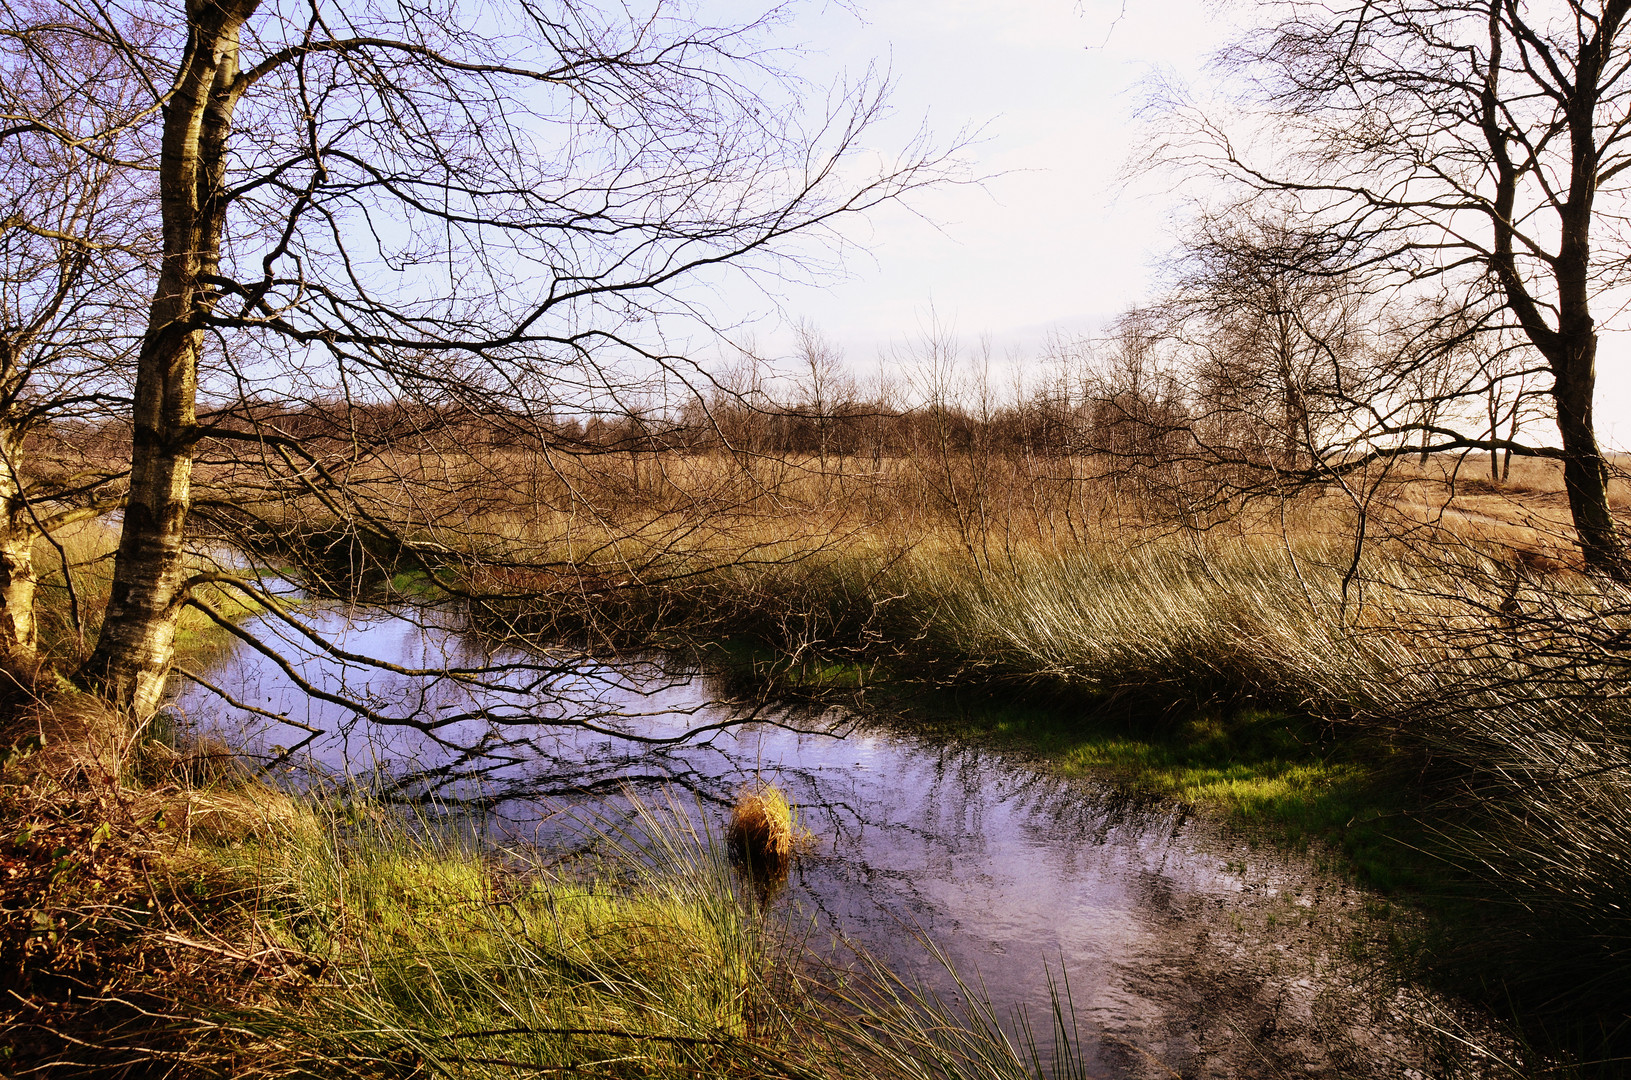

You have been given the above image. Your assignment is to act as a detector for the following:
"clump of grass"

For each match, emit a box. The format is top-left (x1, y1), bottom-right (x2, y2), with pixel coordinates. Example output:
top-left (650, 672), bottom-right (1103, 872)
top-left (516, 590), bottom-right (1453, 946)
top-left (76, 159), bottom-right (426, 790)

top-left (821, 945), bottom-right (1095, 1080)
top-left (726, 781), bottom-right (800, 879)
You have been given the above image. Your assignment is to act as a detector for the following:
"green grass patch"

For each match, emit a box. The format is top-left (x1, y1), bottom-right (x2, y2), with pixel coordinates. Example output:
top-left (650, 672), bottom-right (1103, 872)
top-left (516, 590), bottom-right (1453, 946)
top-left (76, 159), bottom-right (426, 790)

top-left (199, 795), bottom-right (1097, 1079)
top-left (202, 799), bottom-right (798, 1075)
top-left (905, 693), bottom-right (1431, 879)
top-left (386, 567), bottom-right (453, 599)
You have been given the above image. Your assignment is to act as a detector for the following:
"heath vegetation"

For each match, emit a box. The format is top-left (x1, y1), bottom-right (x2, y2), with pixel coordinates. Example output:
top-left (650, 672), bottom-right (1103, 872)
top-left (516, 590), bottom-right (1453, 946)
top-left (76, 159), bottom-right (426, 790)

top-left (7, 0), bottom-right (1631, 1074)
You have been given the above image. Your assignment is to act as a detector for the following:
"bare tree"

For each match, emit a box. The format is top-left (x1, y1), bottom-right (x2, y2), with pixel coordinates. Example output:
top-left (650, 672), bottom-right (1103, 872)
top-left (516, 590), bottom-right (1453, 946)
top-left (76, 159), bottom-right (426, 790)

top-left (1160, 0), bottom-right (1631, 575)
top-left (1076, 307), bottom-right (1194, 518)
top-left (1479, 340), bottom-right (1549, 483)
top-left (0, 0), bottom-right (956, 714)
top-left (792, 319), bottom-right (853, 474)
top-left (1167, 212), bottom-right (1364, 474)
top-left (0, 12), bottom-right (151, 662)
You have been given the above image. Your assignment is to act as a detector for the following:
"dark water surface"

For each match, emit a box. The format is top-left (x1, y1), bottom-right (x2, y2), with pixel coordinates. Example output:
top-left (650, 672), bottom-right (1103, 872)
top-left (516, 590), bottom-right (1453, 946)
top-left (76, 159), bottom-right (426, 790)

top-left (168, 606), bottom-right (1498, 1078)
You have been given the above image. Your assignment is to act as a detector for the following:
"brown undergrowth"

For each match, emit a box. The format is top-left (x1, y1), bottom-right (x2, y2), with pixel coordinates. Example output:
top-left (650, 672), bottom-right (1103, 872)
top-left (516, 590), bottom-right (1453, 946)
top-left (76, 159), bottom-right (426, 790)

top-left (0, 666), bottom-right (316, 1077)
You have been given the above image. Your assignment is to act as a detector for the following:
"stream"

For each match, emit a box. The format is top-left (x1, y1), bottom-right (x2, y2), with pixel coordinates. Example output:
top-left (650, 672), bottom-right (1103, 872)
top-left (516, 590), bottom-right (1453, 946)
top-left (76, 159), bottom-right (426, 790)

top-left (167, 605), bottom-right (1504, 1079)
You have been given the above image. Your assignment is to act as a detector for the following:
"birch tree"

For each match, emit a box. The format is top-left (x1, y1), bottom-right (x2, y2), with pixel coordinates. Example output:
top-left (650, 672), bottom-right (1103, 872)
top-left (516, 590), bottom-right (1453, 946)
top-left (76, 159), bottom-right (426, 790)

top-left (0, 0), bottom-right (952, 714)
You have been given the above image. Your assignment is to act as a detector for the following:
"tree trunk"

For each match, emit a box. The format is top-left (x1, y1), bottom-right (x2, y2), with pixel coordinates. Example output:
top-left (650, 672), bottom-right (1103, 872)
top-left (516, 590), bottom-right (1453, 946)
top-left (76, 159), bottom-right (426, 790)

top-left (1552, 330), bottom-right (1626, 578)
top-left (76, 0), bottom-right (257, 714)
top-left (0, 442), bottom-right (37, 663)
top-left (0, 540), bottom-right (36, 662)
top-left (1503, 407), bottom-right (1517, 482)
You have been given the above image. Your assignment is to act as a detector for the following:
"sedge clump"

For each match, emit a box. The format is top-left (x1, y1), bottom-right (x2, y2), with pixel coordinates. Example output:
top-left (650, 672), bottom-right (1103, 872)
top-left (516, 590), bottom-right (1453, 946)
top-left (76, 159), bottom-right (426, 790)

top-left (727, 782), bottom-right (801, 877)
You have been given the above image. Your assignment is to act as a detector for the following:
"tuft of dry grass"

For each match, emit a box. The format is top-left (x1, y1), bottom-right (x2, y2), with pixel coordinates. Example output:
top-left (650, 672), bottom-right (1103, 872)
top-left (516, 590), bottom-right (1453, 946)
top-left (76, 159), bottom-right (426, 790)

top-left (726, 782), bottom-right (797, 876)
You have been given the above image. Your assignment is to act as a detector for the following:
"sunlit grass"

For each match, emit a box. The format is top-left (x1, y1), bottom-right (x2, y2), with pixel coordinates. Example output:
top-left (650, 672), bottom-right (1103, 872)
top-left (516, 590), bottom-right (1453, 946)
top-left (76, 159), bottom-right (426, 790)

top-left (206, 798), bottom-right (789, 1075)
top-left (187, 792), bottom-right (1094, 1079)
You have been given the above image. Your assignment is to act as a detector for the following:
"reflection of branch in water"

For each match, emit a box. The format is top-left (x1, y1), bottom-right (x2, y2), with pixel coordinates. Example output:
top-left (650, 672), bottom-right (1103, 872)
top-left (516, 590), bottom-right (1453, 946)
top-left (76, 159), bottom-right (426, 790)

top-left (173, 603), bottom-right (862, 788)
top-left (188, 596), bottom-right (718, 738)
top-left (372, 738), bottom-right (851, 816)
top-left (394, 772), bottom-right (740, 814)
top-left (177, 608), bottom-right (1194, 895)
top-left (228, 706), bottom-right (857, 821)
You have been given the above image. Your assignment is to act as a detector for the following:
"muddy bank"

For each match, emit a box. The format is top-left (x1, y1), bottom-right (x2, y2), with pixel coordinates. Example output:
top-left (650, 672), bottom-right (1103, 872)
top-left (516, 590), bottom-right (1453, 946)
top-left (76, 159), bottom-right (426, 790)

top-left (1094, 833), bottom-right (1507, 1078)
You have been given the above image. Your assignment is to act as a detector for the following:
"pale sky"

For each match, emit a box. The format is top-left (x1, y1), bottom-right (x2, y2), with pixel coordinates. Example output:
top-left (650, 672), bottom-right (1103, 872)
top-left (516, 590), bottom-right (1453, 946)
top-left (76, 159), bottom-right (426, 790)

top-left (700, 0), bottom-right (1631, 445)
top-left (709, 0), bottom-right (1224, 360)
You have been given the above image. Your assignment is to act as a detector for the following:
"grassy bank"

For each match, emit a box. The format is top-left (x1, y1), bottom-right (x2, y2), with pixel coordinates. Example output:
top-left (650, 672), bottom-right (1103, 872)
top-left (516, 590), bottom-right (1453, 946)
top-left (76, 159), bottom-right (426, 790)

top-left (32, 518), bottom-right (270, 674)
top-left (0, 678), bottom-right (1094, 1078)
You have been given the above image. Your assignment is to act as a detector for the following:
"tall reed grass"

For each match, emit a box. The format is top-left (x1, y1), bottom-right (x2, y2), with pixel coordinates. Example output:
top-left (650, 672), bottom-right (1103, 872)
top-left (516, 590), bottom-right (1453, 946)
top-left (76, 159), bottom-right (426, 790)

top-left (594, 529), bottom-right (1631, 1052)
top-left (660, 532), bottom-right (1467, 718)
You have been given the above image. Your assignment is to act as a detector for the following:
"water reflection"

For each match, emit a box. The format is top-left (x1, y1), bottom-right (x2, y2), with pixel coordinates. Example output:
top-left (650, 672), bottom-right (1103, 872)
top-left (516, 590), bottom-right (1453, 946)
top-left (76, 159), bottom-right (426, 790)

top-left (167, 605), bottom-right (1466, 1078)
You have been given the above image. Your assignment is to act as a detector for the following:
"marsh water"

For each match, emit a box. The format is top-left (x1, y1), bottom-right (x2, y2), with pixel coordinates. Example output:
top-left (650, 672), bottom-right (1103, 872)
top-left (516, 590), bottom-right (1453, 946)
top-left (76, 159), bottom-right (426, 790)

top-left (168, 605), bottom-right (1497, 1079)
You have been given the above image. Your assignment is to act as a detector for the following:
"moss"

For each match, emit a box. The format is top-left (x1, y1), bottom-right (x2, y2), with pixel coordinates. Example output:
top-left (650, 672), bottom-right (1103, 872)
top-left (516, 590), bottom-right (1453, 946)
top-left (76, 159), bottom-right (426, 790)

top-left (387, 568), bottom-right (450, 599)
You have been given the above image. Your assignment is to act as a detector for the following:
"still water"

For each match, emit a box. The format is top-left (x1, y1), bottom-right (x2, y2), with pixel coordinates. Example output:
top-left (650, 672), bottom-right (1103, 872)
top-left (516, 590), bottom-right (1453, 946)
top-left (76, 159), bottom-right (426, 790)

top-left (168, 605), bottom-right (1496, 1079)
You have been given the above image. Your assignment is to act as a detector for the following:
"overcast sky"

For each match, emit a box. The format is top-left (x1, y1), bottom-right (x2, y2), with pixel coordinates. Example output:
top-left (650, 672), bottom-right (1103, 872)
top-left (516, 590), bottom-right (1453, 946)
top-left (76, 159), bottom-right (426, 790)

top-left (702, 0), bottom-right (1631, 445)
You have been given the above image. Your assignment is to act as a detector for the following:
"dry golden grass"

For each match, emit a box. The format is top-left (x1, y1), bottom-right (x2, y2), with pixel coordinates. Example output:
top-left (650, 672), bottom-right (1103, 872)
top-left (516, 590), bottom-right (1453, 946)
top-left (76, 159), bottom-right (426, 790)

top-left (726, 782), bottom-right (800, 877)
top-left (307, 446), bottom-right (1608, 569)
top-left (1, 678), bottom-right (311, 847)
top-left (136, 439), bottom-right (1625, 675)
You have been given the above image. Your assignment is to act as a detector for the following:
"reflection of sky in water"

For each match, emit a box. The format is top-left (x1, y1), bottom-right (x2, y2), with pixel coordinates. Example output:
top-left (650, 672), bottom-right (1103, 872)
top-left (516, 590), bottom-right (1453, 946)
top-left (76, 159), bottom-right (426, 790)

top-left (167, 606), bottom-right (1255, 1074)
